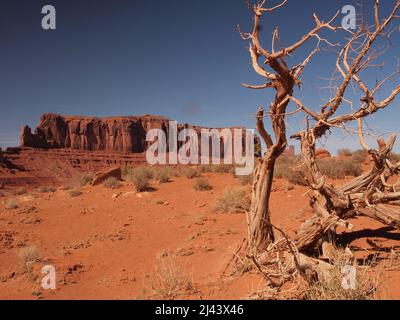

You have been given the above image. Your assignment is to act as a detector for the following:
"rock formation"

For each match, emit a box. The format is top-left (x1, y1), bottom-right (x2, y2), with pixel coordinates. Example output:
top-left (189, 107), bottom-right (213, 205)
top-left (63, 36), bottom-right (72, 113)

top-left (92, 167), bottom-right (122, 186)
top-left (21, 114), bottom-right (171, 153)
top-left (20, 113), bottom-right (252, 155)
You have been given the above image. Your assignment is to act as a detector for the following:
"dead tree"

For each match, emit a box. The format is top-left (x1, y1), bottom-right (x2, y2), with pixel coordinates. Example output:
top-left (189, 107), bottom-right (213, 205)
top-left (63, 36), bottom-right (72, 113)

top-left (239, 0), bottom-right (338, 252)
top-left (289, 0), bottom-right (400, 253)
top-left (237, 0), bottom-right (400, 293)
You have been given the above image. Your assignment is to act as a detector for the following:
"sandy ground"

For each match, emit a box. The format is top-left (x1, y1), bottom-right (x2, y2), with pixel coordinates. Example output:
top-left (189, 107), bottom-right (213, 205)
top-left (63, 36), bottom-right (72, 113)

top-left (1, 173), bottom-right (400, 300)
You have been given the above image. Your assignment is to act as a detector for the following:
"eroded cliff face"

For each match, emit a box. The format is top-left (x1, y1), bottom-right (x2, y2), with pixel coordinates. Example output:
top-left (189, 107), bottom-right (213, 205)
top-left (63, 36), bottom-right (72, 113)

top-left (21, 114), bottom-right (171, 153)
top-left (20, 113), bottom-right (254, 155)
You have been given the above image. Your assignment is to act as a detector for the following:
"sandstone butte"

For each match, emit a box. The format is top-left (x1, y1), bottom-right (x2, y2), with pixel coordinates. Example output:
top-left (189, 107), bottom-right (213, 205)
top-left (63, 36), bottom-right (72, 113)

top-left (20, 113), bottom-right (250, 154)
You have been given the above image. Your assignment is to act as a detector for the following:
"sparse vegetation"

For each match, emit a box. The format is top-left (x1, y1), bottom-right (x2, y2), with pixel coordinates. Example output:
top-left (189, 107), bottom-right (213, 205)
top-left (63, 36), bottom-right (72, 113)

top-left (337, 148), bottom-right (352, 157)
top-left (154, 167), bottom-right (171, 183)
top-left (153, 256), bottom-right (194, 298)
top-left (193, 178), bottom-right (212, 191)
top-left (79, 174), bottom-right (94, 186)
top-left (182, 167), bottom-right (201, 179)
top-left (14, 187), bottom-right (27, 195)
top-left (211, 164), bottom-right (234, 174)
top-left (352, 149), bottom-right (369, 163)
top-left (214, 187), bottom-right (250, 213)
top-left (67, 188), bottom-right (82, 197)
top-left (103, 177), bottom-right (121, 189)
top-left (5, 199), bottom-right (18, 210)
top-left (17, 246), bottom-right (40, 272)
top-left (317, 158), bottom-right (362, 179)
top-left (131, 170), bottom-right (151, 192)
top-left (305, 250), bottom-right (377, 300)
top-left (38, 186), bottom-right (56, 193)
top-left (389, 152), bottom-right (400, 163)
top-left (237, 174), bottom-right (253, 186)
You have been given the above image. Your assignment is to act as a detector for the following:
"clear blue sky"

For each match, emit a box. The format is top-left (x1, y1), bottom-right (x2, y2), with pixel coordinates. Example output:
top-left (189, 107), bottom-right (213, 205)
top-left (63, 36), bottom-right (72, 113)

top-left (0, 0), bottom-right (399, 153)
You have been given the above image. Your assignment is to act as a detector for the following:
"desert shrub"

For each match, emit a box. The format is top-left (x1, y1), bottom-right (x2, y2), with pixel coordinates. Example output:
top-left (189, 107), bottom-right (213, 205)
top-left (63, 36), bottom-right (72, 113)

top-left (193, 178), bottom-right (212, 191)
top-left (198, 165), bottom-right (213, 173)
top-left (153, 256), bottom-right (194, 298)
top-left (274, 156), bottom-right (307, 186)
top-left (389, 152), bottom-right (400, 163)
top-left (131, 171), bottom-right (151, 192)
top-left (18, 246), bottom-right (40, 272)
top-left (337, 148), bottom-right (352, 157)
top-left (154, 167), bottom-right (172, 183)
top-left (103, 177), bottom-right (121, 189)
top-left (38, 186), bottom-right (56, 193)
top-left (237, 174), bottom-right (254, 186)
top-left (211, 164), bottom-right (234, 174)
top-left (67, 188), bottom-right (82, 197)
top-left (14, 187), bottom-right (27, 195)
top-left (214, 187), bottom-right (250, 213)
top-left (122, 165), bottom-right (134, 178)
top-left (305, 250), bottom-right (377, 300)
top-left (182, 167), bottom-right (201, 179)
top-left (5, 199), bottom-right (18, 210)
top-left (317, 158), bottom-right (362, 179)
top-left (60, 183), bottom-right (73, 191)
top-left (352, 149), bottom-right (369, 163)
top-left (286, 169), bottom-right (307, 186)
top-left (79, 174), bottom-right (94, 187)
top-left (274, 156), bottom-right (296, 179)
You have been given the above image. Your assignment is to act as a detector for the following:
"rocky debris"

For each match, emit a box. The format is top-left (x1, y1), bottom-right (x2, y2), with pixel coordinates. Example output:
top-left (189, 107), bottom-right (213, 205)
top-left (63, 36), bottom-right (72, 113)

top-left (315, 149), bottom-right (331, 159)
top-left (0, 230), bottom-right (17, 251)
top-left (91, 167), bottom-right (122, 186)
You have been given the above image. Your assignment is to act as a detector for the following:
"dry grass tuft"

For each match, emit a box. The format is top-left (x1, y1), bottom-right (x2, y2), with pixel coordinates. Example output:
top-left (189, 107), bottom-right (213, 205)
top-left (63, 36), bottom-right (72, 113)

top-left (5, 199), bottom-right (18, 210)
top-left (17, 246), bottom-right (40, 272)
top-left (153, 256), bottom-right (194, 298)
top-left (78, 174), bottom-right (94, 187)
top-left (193, 178), bottom-right (212, 191)
top-left (154, 167), bottom-right (172, 183)
top-left (131, 170), bottom-right (152, 192)
top-left (182, 167), bottom-right (201, 179)
top-left (214, 187), bottom-right (250, 213)
top-left (14, 187), bottom-right (27, 196)
top-left (304, 250), bottom-right (378, 300)
top-left (317, 158), bottom-right (362, 179)
top-left (67, 188), bottom-right (82, 197)
top-left (237, 174), bottom-right (254, 186)
top-left (103, 177), bottom-right (121, 189)
top-left (38, 186), bottom-right (56, 193)
top-left (337, 148), bottom-right (352, 157)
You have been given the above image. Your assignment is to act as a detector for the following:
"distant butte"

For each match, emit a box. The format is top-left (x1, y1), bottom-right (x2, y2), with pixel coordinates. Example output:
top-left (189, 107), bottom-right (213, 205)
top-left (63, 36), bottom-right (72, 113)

top-left (20, 113), bottom-right (245, 153)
